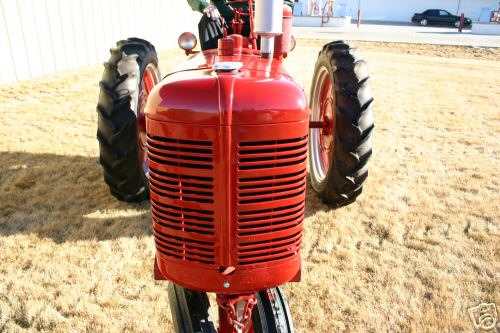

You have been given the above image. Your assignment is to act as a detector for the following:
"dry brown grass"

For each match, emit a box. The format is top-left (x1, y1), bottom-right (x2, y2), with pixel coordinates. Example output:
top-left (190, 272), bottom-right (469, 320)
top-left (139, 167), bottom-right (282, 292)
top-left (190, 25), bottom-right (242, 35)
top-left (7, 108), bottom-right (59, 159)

top-left (1, 41), bottom-right (499, 333)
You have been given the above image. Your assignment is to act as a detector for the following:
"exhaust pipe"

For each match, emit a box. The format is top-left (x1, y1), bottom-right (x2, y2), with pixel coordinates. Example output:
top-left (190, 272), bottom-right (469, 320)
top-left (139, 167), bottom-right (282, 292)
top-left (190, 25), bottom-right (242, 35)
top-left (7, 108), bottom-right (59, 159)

top-left (254, 0), bottom-right (283, 58)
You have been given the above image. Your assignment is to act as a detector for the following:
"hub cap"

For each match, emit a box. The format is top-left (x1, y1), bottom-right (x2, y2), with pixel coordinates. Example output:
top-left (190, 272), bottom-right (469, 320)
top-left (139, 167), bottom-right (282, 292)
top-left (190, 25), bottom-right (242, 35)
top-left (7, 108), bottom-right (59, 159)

top-left (310, 67), bottom-right (335, 184)
top-left (138, 64), bottom-right (159, 178)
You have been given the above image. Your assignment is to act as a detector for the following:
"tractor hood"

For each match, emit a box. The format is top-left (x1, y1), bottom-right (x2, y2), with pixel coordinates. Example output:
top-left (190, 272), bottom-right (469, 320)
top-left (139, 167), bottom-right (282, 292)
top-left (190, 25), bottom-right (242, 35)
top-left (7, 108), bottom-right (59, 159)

top-left (145, 51), bottom-right (308, 125)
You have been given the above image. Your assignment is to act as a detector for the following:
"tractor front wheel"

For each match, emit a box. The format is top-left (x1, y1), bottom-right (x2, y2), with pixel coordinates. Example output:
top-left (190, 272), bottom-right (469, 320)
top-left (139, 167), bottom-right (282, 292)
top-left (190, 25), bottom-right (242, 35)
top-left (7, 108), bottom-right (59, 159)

top-left (96, 38), bottom-right (160, 202)
top-left (168, 284), bottom-right (294, 333)
top-left (309, 41), bottom-right (374, 208)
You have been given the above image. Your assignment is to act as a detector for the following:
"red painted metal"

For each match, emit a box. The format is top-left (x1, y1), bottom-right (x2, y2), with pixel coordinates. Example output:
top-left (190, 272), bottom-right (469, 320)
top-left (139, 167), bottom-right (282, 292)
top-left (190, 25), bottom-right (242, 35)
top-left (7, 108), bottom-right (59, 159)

top-left (274, 6), bottom-right (293, 59)
top-left (229, 34), bottom-right (244, 54)
top-left (318, 74), bottom-right (334, 175)
top-left (217, 293), bottom-right (257, 333)
top-left (459, 13), bottom-right (465, 32)
top-left (309, 121), bottom-right (326, 128)
top-left (227, 0), bottom-right (258, 49)
top-left (138, 65), bottom-right (158, 175)
top-left (154, 256), bottom-right (167, 280)
top-left (219, 38), bottom-right (236, 56)
top-left (145, 46), bottom-right (309, 294)
top-left (147, 4), bottom-right (305, 331)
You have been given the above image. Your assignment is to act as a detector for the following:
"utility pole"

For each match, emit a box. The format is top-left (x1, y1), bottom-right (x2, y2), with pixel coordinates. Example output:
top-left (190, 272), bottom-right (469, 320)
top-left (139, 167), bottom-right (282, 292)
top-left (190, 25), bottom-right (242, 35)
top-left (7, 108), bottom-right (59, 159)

top-left (456, 0), bottom-right (462, 15)
top-left (357, 0), bottom-right (362, 28)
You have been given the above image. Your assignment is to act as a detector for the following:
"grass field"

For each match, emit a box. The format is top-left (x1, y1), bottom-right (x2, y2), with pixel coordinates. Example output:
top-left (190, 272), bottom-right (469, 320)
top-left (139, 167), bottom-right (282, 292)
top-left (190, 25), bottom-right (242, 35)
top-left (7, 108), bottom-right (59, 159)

top-left (0, 40), bottom-right (499, 332)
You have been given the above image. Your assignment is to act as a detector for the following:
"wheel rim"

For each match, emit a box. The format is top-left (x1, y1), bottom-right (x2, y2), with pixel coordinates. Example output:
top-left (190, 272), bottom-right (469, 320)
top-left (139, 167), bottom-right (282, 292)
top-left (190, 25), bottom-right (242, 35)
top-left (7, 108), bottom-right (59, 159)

top-left (310, 66), bottom-right (335, 184)
top-left (138, 64), bottom-right (159, 178)
top-left (421, 19), bottom-right (427, 26)
top-left (455, 21), bottom-right (460, 28)
top-left (168, 284), bottom-right (294, 333)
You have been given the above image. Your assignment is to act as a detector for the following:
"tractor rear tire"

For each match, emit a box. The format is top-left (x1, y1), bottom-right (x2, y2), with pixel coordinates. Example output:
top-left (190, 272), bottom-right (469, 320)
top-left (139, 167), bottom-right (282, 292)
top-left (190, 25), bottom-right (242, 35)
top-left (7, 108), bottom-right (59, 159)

top-left (309, 40), bottom-right (374, 208)
top-left (97, 38), bottom-right (160, 202)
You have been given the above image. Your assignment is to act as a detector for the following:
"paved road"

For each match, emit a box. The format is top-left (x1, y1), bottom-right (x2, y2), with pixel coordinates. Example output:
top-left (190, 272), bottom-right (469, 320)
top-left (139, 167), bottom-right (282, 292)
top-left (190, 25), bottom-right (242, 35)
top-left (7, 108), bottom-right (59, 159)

top-left (292, 23), bottom-right (500, 48)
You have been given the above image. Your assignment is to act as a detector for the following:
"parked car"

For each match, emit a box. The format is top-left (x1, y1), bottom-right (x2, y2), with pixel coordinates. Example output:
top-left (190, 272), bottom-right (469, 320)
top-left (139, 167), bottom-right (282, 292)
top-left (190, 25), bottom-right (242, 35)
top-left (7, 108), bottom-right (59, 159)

top-left (412, 9), bottom-right (472, 28)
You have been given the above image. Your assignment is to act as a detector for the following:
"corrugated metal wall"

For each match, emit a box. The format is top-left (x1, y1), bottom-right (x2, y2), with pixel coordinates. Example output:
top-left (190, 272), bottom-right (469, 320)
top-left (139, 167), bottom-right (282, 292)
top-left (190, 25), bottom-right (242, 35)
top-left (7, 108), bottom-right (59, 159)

top-left (0, 0), bottom-right (200, 84)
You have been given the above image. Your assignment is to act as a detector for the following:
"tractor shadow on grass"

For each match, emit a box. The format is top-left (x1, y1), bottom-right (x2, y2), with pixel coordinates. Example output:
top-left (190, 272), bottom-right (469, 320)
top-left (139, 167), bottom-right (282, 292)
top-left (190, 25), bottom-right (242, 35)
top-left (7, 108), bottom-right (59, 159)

top-left (304, 174), bottom-right (332, 218)
top-left (0, 152), bottom-right (151, 243)
top-left (0, 152), bottom-right (326, 243)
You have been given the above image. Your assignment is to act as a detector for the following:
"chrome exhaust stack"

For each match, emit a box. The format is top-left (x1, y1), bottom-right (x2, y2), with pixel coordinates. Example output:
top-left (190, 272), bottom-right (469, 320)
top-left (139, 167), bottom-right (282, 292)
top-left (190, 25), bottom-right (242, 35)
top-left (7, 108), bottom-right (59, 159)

top-left (254, 0), bottom-right (283, 58)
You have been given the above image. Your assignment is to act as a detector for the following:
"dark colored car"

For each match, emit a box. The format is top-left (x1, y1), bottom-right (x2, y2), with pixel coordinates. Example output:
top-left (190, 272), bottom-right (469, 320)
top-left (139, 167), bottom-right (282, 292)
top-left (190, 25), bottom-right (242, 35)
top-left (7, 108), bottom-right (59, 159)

top-left (412, 9), bottom-right (472, 28)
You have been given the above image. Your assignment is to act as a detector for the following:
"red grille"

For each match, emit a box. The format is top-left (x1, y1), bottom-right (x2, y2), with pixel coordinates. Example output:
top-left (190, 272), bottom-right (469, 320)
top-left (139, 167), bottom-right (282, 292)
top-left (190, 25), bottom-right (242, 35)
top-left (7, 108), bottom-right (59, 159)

top-left (238, 136), bottom-right (308, 170)
top-left (149, 168), bottom-right (214, 204)
top-left (151, 197), bottom-right (215, 235)
top-left (154, 228), bottom-right (215, 265)
top-left (147, 135), bottom-right (213, 170)
top-left (236, 136), bottom-right (307, 266)
top-left (148, 135), bottom-right (215, 265)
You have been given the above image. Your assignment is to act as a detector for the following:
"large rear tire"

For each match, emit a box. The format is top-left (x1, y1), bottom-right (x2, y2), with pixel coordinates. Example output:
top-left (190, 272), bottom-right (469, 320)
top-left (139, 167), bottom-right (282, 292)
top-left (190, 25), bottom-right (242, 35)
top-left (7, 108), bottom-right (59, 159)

top-left (309, 41), bottom-right (374, 208)
top-left (168, 284), bottom-right (294, 333)
top-left (97, 38), bottom-right (160, 202)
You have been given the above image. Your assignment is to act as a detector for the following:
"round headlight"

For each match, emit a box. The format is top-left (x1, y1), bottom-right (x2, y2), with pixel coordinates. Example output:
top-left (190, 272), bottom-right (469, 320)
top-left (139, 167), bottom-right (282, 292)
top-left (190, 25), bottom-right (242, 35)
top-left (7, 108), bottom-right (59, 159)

top-left (178, 32), bottom-right (198, 51)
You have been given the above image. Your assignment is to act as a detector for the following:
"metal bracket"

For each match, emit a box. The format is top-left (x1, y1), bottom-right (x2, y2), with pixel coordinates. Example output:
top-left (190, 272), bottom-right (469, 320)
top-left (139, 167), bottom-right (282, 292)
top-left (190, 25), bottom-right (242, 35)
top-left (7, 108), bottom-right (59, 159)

top-left (217, 293), bottom-right (257, 333)
top-left (153, 256), bottom-right (167, 280)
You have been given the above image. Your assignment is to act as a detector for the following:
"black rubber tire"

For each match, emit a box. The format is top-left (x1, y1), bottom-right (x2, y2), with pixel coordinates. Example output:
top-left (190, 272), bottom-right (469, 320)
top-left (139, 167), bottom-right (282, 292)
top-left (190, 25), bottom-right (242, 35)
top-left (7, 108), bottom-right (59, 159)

top-left (168, 283), bottom-right (217, 333)
top-left (252, 287), bottom-right (295, 333)
top-left (96, 37), bottom-right (159, 202)
top-left (168, 284), bottom-right (294, 333)
top-left (309, 40), bottom-right (374, 208)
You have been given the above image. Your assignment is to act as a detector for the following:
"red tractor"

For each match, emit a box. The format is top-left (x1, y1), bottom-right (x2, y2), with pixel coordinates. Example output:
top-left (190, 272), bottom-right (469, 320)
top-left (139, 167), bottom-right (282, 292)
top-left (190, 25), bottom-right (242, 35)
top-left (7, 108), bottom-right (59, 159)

top-left (96, 1), bottom-right (373, 331)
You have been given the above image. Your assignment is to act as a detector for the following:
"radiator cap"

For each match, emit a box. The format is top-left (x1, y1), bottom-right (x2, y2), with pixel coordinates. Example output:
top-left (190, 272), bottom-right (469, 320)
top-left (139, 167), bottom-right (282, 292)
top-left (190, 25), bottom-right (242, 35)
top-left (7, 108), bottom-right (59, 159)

top-left (213, 62), bottom-right (243, 73)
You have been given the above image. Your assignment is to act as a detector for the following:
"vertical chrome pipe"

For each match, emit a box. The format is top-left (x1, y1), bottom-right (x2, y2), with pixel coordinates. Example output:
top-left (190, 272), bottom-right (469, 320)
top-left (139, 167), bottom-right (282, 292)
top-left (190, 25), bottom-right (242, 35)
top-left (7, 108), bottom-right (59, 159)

top-left (254, 0), bottom-right (283, 58)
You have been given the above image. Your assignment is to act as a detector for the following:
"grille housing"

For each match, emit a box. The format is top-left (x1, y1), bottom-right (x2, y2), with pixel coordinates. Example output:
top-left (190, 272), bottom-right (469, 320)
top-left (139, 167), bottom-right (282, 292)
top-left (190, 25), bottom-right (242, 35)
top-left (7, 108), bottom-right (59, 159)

top-left (236, 137), bottom-right (307, 266)
top-left (148, 119), bottom-right (309, 293)
top-left (148, 135), bottom-right (216, 266)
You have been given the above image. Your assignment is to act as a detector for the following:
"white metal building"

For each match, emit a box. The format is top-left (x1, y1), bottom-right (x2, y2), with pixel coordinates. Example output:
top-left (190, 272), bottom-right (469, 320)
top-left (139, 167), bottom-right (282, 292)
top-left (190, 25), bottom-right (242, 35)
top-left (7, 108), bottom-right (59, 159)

top-left (0, 0), bottom-right (200, 84)
top-left (1, 0), bottom-right (498, 84)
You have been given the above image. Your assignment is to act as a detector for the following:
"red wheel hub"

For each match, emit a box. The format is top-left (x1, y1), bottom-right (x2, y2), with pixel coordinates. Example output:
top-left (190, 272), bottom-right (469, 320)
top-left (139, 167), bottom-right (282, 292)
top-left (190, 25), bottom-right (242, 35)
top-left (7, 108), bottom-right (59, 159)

top-left (138, 65), bottom-right (158, 177)
top-left (318, 74), bottom-right (334, 172)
